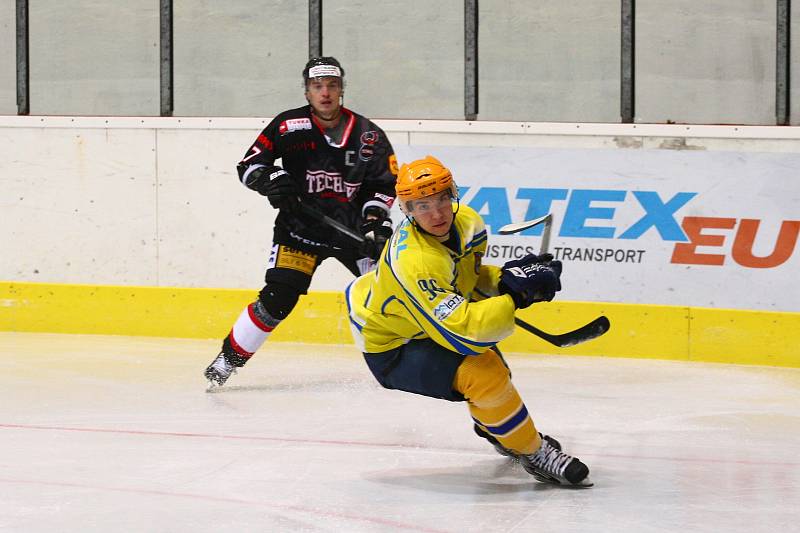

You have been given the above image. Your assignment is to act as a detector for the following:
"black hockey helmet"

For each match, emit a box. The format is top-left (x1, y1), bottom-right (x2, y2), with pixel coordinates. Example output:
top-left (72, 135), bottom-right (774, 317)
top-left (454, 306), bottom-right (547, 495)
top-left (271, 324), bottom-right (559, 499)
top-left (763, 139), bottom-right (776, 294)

top-left (302, 56), bottom-right (345, 88)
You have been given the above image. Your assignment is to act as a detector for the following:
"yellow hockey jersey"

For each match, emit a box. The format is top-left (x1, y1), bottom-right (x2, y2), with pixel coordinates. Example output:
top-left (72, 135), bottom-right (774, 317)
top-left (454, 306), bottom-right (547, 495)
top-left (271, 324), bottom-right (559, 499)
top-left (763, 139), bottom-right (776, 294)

top-left (345, 204), bottom-right (517, 355)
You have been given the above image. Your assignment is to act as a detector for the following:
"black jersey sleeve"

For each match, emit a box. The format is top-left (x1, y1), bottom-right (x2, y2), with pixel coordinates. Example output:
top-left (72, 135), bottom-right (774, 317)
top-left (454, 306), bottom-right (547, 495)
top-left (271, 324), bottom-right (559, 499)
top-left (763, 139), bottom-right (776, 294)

top-left (235, 115), bottom-right (283, 192)
top-left (355, 123), bottom-right (398, 217)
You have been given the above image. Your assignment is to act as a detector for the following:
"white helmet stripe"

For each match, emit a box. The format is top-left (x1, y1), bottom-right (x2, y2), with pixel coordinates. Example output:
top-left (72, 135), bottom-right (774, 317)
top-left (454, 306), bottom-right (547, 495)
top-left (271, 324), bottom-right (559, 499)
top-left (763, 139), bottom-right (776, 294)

top-left (308, 65), bottom-right (341, 78)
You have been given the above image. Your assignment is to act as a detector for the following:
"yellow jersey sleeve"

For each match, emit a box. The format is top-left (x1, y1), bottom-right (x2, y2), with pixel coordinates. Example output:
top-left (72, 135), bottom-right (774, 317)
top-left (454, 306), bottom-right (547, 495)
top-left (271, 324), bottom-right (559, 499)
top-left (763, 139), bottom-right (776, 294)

top-left (475, 264), bottom-right (502, 299)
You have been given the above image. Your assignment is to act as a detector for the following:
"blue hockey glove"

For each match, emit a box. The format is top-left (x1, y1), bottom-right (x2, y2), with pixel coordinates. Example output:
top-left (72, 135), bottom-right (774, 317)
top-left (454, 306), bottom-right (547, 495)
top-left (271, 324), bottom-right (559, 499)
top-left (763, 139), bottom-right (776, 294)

top-left (498, 253), bottom-right (562, 309)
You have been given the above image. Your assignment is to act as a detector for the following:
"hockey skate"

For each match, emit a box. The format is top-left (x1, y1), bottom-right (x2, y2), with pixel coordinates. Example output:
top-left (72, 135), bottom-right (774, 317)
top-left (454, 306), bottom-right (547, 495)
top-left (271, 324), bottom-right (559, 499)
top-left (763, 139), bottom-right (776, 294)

top-left (520, 436), bottom-right (592, 487)
top-left (204, 351), bottom-right (237, 388)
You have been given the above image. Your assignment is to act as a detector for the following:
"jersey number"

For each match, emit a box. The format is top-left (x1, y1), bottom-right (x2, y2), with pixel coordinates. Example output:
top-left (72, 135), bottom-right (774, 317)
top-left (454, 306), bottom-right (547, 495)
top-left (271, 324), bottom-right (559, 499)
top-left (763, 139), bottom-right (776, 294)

top-left (418, 279), bottom-right (446, 301)
top-left (242, 145), bottom-right (262, 162)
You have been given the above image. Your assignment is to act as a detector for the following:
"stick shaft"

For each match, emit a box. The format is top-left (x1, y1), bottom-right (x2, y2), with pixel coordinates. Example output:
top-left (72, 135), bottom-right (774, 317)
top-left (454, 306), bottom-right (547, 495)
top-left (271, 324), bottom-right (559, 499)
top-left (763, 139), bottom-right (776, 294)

top-left (539, 214), bottom-right (553, 254)
top-left (299, 204), bottom-right (365, 243)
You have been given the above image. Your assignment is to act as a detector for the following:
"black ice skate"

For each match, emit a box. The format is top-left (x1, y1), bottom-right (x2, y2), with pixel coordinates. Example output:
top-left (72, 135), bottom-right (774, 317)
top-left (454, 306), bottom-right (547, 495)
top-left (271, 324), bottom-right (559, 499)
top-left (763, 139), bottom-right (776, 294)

top-left (520, 437), bottom-right (592, 487)
top-left (204, 351), bottom-right (237, 387)
top-left (204, 338), bottom-right (250, 388)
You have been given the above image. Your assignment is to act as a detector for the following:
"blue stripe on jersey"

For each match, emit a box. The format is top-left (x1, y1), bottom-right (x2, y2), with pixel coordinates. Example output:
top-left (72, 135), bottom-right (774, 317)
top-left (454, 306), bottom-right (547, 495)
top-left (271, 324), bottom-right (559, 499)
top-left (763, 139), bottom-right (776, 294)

top-left (364, 288), bottom-right (373, 308)
top-left (348, 316), bottom-right (363, 332)
top-left (380, 295), bottom-right (398, 314)
top-left (385, 240), bottom-right (495, 355)
top-left (466, 230), bottom-right (487, 251)
top-left (344, 280), bottom-right (355, 313)
top-left (344, 282), bottom-right (364, 331)
top-left (474, 404), bottom-right (529, 437)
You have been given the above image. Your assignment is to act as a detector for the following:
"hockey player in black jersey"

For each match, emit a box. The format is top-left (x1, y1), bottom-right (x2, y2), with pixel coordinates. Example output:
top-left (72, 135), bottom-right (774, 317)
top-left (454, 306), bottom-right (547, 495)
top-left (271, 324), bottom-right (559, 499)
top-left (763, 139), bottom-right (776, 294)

top-left (205, 56), bottom-right (397, 387)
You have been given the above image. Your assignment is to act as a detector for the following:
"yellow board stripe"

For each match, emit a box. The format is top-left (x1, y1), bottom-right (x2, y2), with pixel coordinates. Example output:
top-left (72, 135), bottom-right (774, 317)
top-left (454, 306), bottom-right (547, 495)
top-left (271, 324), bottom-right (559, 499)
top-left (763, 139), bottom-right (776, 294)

top-left (1, 282), bottom-right (798, 368)
top-left (0, 282), bottom-right (351, 344)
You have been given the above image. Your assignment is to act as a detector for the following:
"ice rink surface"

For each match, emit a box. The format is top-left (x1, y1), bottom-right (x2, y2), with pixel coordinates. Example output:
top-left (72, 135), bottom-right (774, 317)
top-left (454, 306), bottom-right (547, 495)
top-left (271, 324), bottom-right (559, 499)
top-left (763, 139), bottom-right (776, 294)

top-left (1, 332), bottom-right (799, 533)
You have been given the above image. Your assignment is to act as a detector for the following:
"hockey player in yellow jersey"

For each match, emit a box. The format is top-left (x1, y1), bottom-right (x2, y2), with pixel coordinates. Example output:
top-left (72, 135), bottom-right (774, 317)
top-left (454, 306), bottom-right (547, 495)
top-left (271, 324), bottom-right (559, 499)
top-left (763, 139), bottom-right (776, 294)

top-left (346, 155), bottom-right (591, 487)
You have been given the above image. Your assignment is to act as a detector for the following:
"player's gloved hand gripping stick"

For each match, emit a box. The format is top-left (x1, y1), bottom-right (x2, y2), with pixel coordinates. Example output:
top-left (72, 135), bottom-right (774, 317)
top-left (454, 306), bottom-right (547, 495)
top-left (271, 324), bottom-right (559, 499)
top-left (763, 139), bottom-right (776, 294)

top-left (498, 214), bottom-right (610, 347)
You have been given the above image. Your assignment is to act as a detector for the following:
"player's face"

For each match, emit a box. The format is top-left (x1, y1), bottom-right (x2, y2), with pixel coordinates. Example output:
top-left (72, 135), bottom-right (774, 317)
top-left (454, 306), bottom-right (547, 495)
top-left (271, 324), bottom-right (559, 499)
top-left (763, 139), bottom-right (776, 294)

top-left (305, 77), bottom-right (343, 119)
top-left (409, 190), bottom-right (455, 240)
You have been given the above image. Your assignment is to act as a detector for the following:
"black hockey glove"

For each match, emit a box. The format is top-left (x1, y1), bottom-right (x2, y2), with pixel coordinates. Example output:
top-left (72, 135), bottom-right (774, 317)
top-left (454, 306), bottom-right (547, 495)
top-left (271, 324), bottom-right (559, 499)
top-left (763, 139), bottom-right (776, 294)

top-left (359, 210), bottom-right (393, 261)
top-left (246, 166), bottom-right (299, 213)
top-left (498, 253), bottom-right (562, 309)
top-left (263, 168), bottom-right (300, 213)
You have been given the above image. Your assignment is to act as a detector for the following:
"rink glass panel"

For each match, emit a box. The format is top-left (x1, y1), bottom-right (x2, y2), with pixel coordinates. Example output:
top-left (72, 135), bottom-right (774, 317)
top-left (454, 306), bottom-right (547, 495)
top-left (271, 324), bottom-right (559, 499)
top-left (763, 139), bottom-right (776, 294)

top-left (0, 2), bottom-right (797, 124)
top-left (636, 0), bottom-right (775, 125)
top-left (478, 0), bottom-right (620, 123)
top-left (0, 3), bottom-right (14, 115)
top-left (323, 0), bottom-right (464, 120)
top-left (28, 1), bottom-right (160, 116)
top-left (172, 0), bottom-right (307, 117)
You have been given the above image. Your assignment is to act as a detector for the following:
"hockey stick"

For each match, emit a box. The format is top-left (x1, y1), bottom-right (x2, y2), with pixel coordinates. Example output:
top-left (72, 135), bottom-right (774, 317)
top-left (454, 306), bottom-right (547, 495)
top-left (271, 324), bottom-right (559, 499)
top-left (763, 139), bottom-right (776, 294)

top-left (299, 204), bottom-right (366, 244)
top-left (507, 213), bottom-right (610, 347)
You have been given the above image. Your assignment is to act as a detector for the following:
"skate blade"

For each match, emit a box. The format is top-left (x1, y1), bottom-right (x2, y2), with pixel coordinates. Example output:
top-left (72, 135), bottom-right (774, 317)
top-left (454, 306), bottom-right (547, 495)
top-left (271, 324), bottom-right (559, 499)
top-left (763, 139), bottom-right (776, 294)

top-left (532, 473), bottom-right (594, 488)
top-left (205, 381), bottom-right (224, 393)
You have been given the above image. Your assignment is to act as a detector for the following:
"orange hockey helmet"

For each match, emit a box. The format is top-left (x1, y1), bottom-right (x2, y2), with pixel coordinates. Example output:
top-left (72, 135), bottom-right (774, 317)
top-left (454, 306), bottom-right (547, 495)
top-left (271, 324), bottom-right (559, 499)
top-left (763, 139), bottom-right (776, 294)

top-left (395, 155), bottom-right (459, 215)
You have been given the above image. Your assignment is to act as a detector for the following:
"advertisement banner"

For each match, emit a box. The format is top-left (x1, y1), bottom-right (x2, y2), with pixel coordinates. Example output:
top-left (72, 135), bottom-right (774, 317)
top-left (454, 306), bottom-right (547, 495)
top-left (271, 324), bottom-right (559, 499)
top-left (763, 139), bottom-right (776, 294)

top-left (395, 145), bottom-right (800, 312)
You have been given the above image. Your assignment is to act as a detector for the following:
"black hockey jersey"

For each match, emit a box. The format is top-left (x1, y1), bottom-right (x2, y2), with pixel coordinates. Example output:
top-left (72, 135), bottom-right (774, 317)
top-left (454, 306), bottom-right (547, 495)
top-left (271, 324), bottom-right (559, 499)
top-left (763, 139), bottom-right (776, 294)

top-left (237, 105), bottom-right (397, 251)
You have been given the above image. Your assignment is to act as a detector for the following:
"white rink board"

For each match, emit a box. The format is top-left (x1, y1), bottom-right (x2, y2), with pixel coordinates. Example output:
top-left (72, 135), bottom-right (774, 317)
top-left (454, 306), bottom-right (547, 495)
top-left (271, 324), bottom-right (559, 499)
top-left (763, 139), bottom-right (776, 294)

top-left (1, 117), bottom-right (798, 312)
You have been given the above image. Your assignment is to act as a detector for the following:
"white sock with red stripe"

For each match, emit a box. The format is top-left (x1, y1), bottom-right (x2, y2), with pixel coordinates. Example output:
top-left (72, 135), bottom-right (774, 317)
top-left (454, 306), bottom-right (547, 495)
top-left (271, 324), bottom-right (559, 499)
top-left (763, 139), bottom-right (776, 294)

top-left (228, 303), bottom-right (278, 360)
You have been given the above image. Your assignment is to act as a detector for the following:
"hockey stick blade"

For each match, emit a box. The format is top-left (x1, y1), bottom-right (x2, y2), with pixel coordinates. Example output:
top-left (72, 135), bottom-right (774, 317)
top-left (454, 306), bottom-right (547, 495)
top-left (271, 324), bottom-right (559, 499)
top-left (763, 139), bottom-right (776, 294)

top-left (514, 315), bottom-right (610, 348)
top-left (498, 213), bottom-right (552, 235)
